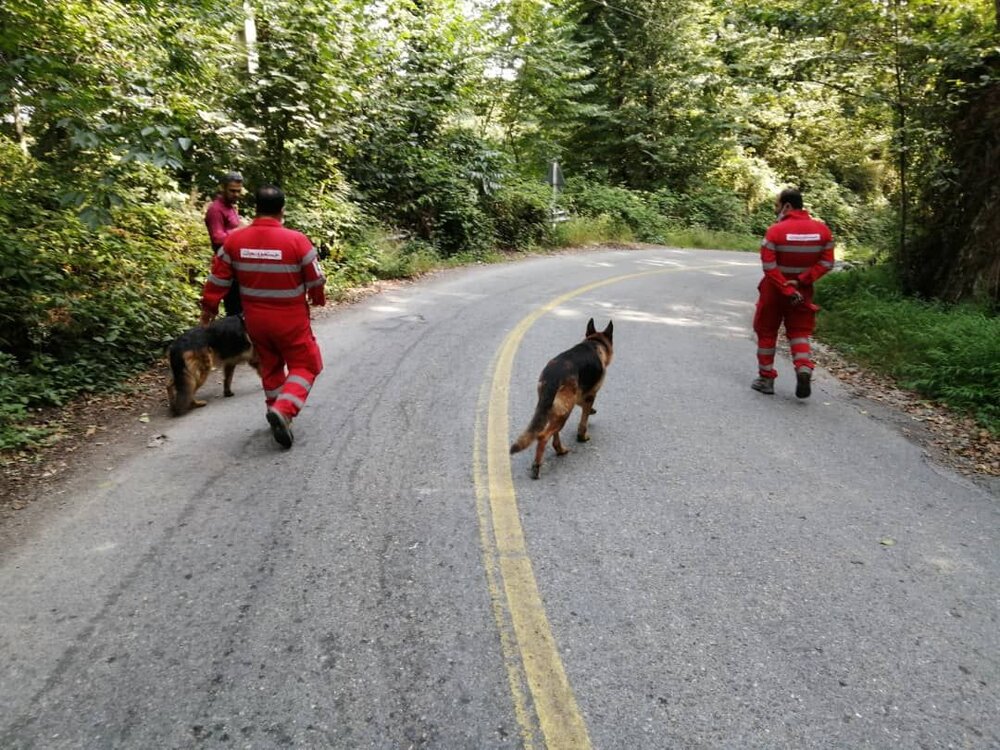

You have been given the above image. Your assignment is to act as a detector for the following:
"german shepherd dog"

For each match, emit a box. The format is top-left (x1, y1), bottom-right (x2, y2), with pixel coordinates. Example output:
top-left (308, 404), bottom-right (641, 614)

top-left (510, 318), bottom-right (614, 479)
top-left (166, 315), bottom-right (259, 416)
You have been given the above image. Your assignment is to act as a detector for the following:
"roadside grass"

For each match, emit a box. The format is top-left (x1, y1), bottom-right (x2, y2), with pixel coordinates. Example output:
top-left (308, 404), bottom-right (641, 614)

top-left (551, 215), bottom-right (636, 246)
top-left (816, 265), bottom-right (1000, 434)
top-left (660, 226), bottom-right (759, 252)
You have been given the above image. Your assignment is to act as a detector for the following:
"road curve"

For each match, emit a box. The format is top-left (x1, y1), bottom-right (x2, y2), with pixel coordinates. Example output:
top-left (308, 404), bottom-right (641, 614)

top-left (1, 247), bottom-right (997, 749)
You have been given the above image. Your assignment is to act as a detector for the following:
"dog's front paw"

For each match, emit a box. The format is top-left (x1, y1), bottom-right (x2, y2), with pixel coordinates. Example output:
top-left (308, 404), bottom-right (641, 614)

top-left (576, 433), bottom-right (590, 443)
top-left (530, 464), bottom-right (541, 480)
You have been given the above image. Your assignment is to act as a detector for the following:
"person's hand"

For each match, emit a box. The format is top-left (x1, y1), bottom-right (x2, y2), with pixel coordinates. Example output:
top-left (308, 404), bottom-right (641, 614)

top-left (789, 290), bottom-right (804, 306)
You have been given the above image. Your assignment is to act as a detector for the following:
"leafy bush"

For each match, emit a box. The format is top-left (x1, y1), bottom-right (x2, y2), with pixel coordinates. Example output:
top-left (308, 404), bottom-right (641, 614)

top-left (284, 167), bottom-right (364, 260)
top-left (551, 215), bottom-right (635, 246)
top-left (352, 130), bottom-right (501, 258)
top-left (817, 266), bottom-right (1000, 432)
top-left (563, 180), bottom-right (668, 241)
top-left (485, 179), bottom-right (554, 250)
top-left (652, 184), bottom-right (753, 235)
top-left (0, 199), bottom-right (207, 444)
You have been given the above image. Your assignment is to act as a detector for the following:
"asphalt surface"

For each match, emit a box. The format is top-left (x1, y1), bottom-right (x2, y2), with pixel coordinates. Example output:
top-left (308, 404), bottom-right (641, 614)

top-left (1, 247), bottom-right (997, 749)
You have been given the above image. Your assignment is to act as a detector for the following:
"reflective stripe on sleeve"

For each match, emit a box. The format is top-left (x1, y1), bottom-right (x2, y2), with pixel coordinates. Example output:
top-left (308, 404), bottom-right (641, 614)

top-left (762, 261), bottom-right (778, 270)
top-left (819, 259), bottom-right (835, 269)
top-left (301, 248), bottom-right (318, 266)
top-left (763, 241), bottom-right (776, 251)
top-left (239, 285), bottom-right (306, 299)
top-left (207, 274), bottom-right (232, 288)
top-left (305, 277), bottom-right (325, 289)
top-left (215, 248), bottom-right (232, 264)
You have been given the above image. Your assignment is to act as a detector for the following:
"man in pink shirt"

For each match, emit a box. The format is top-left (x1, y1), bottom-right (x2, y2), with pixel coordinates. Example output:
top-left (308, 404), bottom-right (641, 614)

top-left (204, 171), bottom-right (245, 316)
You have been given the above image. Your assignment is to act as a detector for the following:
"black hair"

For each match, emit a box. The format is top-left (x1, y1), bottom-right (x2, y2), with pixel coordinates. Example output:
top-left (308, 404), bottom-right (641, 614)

top-left (778, 188), bottom-right (803, 210)
top-left (221, 171), bottom-right (244, 185)
top-left (255, 185), bottom-right (285, 216)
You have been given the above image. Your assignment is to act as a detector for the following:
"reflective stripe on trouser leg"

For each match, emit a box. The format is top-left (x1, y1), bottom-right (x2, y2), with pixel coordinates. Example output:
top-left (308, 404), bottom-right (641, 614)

top-left (788, 335), bottom-right (813, 372)
top-left (255, 341), bottom-right (288, 408)
top-left (756, 338), bottom-right (778, 379)
top-left (274, 373), bottom-right (314, 419)
top-left (753, 285), bottom-right (783, 380)
top-left (270, 332), bottom-right (323, 419)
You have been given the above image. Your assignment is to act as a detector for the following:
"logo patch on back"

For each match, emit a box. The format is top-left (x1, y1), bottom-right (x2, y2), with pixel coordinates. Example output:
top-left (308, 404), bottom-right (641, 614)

top-left (241, 248), bottom-right (283, 260)
top-left (787, 233), bottom-right (821, 242)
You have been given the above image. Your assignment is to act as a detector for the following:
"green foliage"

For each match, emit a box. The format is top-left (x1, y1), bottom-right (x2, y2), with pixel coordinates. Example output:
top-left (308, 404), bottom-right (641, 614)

top-left (653, 185), bottom-right (757, 236)
top-left (551, 215), bottom-right (635, 246)
top-left (563, 180), bottom-right (669, 242)
top-left (485, 179), bottom-right (554, 250)
top-left (0, 155), bottom-right (207, 444)
top-left (817, 267), bottom-right (1000, 433)
top-left (661, 226), bottom-right (759, 252)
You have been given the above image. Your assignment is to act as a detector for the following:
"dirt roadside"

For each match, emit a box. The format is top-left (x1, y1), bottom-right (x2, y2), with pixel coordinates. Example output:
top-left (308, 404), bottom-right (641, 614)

top-left (1, 273), bottom-right (997, 524)
top-left (0, 282), bottom-right (396, 523)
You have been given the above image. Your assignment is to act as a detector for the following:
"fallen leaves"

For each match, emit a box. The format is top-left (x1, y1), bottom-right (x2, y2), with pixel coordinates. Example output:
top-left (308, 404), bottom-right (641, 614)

top-left (813, 342), bottom-right (1000, 478)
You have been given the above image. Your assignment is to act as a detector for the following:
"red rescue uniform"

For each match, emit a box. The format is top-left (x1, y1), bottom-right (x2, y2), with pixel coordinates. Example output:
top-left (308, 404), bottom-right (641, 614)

top-left (201, 217), bottom-right (326, 420)
top-left (754, 209), bottom-right (835, 380)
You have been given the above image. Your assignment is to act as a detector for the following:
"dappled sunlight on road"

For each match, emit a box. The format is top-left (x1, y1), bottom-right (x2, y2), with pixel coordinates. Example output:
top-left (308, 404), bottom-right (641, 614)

top-left (546, 297), bottom-right (753, 337)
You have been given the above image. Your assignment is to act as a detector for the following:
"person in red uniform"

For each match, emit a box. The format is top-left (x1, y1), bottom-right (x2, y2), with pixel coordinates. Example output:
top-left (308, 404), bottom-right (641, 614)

top-left (751, 188), bottom-right (835, 399)
top-left (204, 171), bottom-right (245, 316)
top-left (201, 185), bottom-right (326, 448)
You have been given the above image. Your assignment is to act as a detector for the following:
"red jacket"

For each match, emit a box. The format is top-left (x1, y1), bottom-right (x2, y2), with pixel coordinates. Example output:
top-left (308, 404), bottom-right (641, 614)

top-left (760, 209), bottom-right (835, 297)
top-left (202, 217), bottom-right (325, 315)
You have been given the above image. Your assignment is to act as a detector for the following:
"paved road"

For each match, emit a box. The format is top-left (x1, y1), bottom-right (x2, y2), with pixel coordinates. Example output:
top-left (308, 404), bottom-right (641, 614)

top-left (1, 247), bottom-right (997, 749)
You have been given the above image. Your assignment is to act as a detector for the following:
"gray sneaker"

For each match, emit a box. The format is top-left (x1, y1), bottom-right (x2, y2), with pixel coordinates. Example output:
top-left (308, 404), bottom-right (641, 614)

top-left (751, 377), bottom-right (775, 395)
top-left (266, 409), bottom-right (294, 448)
top-left (795, 370), bottom-right (812, 399)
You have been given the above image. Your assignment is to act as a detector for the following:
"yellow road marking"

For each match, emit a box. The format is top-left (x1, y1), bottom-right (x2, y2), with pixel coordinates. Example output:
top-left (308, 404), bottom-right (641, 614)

top-left (473, 263), bottom-right (734, 749)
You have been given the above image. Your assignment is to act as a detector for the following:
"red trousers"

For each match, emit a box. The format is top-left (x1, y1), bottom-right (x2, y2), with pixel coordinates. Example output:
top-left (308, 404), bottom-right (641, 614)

top-left (753, 282), bottom-right (816, 380)
top-left (244, 309), bottom-right (323, 419)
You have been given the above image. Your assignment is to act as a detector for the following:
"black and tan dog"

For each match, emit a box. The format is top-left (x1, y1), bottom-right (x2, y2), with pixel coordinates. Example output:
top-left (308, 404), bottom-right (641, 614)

top-left (510, 318), bottom-right (614, 479)
top-left (166, 315), bottom-right (259, 416)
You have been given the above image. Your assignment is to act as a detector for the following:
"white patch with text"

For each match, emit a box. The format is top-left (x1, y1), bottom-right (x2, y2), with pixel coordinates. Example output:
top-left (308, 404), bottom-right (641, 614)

top-left (787, 233), bottom-right (821, 242)
top-left (241, 248), bottom-right (283, 260)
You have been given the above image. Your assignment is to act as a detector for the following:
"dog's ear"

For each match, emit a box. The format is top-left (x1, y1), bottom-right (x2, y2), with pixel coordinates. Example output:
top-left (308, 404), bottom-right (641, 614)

top-left (603, 320), bottom-right (613, 341)
top-left (586, 318), bottom-right (596, 336)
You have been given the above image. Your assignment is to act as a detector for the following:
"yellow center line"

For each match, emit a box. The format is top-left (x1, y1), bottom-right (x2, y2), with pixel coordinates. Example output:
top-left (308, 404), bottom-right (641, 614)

top-left (474, 262), bottom-right (735, 748)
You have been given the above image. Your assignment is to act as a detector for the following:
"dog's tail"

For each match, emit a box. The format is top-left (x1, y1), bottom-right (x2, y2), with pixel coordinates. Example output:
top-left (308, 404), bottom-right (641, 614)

top-left (167, 345), bottom-right (192, 415)
top-left (509, 379), bottom-right (559, 454)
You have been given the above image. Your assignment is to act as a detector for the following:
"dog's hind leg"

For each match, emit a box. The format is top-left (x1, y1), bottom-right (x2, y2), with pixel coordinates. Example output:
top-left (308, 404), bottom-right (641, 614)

top-left (223, 363), bottom-right (236, 397)
top-left (531, 435), bottom-right (551, 479)
top-left (552, 431), bottom-right (569, 456)
top-left (577, 395), bottom-right (597, 442)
